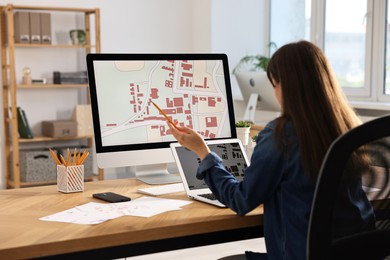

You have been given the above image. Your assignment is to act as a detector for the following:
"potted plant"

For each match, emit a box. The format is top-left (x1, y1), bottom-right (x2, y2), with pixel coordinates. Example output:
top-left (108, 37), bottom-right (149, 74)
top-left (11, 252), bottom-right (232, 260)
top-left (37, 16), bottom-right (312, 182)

top-left (245, 133), bottom-right (258, 158)
top-left (235, 120), bottom-right (251, 128)
top-left (233, 42), bottom-right (278, 123)
top-left (235, 120), bottom-right (251, 146)
top-left (250, 133), bottom-right (257, 149)
top-left (232, 54), bottom-right (270, 74)
top-left (232, 42), bottom-right (277, 74)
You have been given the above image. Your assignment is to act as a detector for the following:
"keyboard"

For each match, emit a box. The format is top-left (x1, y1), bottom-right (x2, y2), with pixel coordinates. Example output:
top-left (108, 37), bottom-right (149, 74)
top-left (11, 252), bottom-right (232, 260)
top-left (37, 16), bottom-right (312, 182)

top-left (198, 193), bottom-right (217, 200)
top-left (137, 183), bottom-right (184, 196)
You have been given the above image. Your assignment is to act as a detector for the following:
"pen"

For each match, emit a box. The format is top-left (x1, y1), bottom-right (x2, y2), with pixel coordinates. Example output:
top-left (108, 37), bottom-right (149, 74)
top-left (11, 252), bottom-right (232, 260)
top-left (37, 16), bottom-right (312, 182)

top-left (151, 101), bottom-right (178, 129)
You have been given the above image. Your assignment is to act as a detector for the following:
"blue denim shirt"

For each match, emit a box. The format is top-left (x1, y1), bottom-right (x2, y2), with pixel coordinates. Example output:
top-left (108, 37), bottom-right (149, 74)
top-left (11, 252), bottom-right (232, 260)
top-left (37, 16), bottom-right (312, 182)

top-left (197, 120), bottom-right (314, 259)
top-left (196, 120), bottom-right (374, 260)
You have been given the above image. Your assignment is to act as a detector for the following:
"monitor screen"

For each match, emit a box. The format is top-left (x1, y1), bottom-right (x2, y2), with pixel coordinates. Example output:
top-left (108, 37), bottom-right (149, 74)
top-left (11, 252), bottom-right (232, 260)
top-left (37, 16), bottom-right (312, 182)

top-left (87, 53), bottom-right (237, 184)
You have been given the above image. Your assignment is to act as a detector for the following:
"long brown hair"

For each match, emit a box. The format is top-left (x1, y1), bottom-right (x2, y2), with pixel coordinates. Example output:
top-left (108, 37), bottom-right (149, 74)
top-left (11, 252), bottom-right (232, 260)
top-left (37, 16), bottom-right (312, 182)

top-left (266, 41), bottom-right (361, 178)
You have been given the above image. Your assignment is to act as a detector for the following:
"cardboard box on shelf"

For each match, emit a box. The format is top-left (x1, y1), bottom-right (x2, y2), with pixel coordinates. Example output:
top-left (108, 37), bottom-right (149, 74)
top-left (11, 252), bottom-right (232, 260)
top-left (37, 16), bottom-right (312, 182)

top-left (42, 120), bottom-right (77, 138)
top-left (72, 105), bottom-right (93, 136)
top-left (14, 12), bottom-right (30, 43)
top-left (40, 12), bottom-right (51, 44)
top-left (29, 12), bottom-right (41, 44)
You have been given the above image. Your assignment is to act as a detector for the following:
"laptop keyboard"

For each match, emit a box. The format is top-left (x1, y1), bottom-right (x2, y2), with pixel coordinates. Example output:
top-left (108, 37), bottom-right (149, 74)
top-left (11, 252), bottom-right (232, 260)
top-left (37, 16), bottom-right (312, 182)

top-left (199, 193), bottom-right (217, 200)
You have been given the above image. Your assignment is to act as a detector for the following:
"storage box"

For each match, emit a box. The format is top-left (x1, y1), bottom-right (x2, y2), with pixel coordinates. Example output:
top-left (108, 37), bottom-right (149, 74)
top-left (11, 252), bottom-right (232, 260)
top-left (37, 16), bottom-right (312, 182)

top-left (16, 149), bottom-right (57, 182)
top-left (72, 105), bottom-right (93, 136)
top-left (42, 120), bottom-right (77, 137)
top-left (40, 13), bottom-right (51, 44)
top-left (14, 12), bottom-right (30, 43)
top-left (29, 12), bottom-right (41, 43)
top-left (52, 71), bottom-right (88, 84)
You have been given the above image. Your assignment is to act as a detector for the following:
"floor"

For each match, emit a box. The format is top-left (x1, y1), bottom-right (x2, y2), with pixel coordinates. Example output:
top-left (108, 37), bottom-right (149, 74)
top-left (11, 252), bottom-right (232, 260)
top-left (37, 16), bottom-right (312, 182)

top-left (119, 238), bottom-right (266, 259)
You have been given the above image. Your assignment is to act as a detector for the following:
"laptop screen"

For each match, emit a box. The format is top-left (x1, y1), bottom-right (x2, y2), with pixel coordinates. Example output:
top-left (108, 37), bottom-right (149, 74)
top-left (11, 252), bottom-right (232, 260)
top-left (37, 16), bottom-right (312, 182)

top-left (173, 141), bottom-right (248, 190)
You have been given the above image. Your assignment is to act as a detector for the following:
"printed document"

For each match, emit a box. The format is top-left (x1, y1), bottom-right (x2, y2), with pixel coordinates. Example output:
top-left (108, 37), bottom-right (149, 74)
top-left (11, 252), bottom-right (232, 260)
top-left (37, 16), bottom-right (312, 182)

top-left (39, 196), bottom-right (192, 225)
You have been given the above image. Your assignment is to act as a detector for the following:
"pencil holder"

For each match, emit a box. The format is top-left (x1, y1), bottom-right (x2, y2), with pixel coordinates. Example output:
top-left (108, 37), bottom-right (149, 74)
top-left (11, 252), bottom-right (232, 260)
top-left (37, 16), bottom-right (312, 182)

top-left (57, 165), bottom-right (84, 193)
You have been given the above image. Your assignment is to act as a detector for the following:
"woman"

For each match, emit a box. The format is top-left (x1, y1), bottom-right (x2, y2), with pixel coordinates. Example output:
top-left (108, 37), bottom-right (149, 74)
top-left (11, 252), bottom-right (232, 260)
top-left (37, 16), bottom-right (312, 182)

top-left (168, 41), bottom-right (375, 259)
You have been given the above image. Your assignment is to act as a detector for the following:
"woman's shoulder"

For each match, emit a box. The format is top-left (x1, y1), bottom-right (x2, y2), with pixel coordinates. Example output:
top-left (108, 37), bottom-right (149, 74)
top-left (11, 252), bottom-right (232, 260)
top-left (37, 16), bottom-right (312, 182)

top-left (263, 118), bottom-right (294, 132)
top-left (260, 118), bottom-right (296, 141)
top-left (256, 120), bottom-right (276, 139)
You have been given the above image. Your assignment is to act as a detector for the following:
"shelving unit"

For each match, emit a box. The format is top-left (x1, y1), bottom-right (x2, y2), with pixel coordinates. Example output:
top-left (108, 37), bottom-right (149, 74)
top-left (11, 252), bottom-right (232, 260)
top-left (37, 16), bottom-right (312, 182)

top-left (1, 4), bottom-right (103, 188)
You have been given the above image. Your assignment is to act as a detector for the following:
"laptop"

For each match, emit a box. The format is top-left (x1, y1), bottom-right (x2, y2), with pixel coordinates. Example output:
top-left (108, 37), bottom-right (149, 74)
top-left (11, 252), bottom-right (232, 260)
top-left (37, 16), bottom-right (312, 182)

top-left (170, 138), bottom-right (249, 207)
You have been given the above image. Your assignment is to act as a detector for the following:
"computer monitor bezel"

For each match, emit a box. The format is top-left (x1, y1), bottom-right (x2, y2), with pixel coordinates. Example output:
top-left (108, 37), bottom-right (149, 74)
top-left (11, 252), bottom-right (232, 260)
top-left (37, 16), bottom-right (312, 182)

top-left (87, 53), bottom-right (237, 157)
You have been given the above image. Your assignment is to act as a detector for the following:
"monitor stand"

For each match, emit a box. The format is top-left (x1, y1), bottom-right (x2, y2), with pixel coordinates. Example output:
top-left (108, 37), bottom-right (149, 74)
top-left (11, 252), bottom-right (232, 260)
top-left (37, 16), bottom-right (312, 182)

top-left (135, 164), bottom-right (182, 185)
top-left (242, 93), bottom-right (258, 124)
top-left (242, 93), bottom-right (281, 125)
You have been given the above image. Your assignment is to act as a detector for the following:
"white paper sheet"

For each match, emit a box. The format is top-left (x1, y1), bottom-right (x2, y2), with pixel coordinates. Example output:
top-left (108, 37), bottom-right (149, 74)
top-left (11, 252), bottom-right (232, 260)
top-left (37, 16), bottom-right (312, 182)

top-left (39, 196), bottom-right (192, 225)
top-left (39, 204), bottom-right (123, 225)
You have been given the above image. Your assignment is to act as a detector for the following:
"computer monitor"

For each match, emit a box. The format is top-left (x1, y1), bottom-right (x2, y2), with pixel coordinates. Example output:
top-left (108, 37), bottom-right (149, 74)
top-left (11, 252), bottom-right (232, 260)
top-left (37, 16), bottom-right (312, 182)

top-left (235, 71), bottom-right (281, 123)
top-left (87, 53), bottom-right (237, 184)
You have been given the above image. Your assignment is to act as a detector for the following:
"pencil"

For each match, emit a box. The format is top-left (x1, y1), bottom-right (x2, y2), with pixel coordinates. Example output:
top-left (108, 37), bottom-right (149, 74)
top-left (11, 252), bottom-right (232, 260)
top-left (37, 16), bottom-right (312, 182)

top-left (73, 148), bottom-right (77, 165)
top-left (49, 148), bottom-right (61, 165)
top-left (60, 154), bottom-right (67, 166)
top-left (78, 149), bottom-right (89, 165)
top-left (66, 148), bottom-right (71, 166)
top-left (151, 101), bottom-right (178, 129)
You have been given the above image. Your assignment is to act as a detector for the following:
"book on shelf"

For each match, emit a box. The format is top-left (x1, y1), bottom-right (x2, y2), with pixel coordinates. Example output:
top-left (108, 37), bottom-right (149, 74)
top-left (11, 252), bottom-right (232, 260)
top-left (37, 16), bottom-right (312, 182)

top-left (16, 107), bottom-right (33, 139)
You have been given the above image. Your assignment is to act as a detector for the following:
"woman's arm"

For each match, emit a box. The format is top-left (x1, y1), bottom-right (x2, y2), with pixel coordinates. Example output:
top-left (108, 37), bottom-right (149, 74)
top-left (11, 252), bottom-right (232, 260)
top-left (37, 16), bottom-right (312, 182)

top-left (167, 122), bottom-right (210, 160)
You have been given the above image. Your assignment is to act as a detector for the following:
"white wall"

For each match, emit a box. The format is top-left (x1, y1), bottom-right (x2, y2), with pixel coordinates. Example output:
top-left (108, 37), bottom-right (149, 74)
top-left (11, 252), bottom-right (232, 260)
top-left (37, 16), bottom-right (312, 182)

top-left (0, 0), bottom-right (267, 187)
top-left (212, 0), bottom-right (268, 98)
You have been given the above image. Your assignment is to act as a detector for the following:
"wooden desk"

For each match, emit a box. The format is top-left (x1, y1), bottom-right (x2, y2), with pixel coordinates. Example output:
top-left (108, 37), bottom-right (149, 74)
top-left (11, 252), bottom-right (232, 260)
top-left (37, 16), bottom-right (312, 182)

top-left (250, 124), bottom-right (265, 139)
top-left (0, 179), bottom-right (263, 259)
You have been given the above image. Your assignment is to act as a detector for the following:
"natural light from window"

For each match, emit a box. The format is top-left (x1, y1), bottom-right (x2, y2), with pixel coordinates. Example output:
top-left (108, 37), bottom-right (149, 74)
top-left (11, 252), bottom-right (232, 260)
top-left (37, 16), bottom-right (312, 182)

top-left (324, 0), bottom-right (367, 89)
top-left (271, 0), bottom-right (389, 101)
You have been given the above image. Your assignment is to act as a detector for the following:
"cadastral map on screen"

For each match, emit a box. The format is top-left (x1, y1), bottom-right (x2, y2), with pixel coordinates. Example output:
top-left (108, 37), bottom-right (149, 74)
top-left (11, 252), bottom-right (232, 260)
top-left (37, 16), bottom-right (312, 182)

top-left (93, 59), bottom-right (231, 146)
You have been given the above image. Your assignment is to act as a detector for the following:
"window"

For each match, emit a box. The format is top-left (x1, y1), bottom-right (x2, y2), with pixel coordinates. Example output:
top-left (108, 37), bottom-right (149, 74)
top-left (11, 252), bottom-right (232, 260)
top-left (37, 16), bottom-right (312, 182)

top-left (270, 0), bottom-right (311, 50)
top-left (270, 0), bottom-right (390, 103)
top-left (324, 0), bottom-right (368, 96)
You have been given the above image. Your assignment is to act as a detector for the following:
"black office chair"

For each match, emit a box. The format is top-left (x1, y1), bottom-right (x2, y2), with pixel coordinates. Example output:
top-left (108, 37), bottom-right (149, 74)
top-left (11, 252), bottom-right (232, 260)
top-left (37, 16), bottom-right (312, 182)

top-left (307, 114), bottom-right (390, 260)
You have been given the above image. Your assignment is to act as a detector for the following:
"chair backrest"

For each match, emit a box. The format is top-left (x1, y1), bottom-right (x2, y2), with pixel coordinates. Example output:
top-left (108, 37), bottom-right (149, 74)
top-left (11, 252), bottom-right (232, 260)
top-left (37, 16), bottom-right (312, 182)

top-left (307, 114), bottom-right (390, 260)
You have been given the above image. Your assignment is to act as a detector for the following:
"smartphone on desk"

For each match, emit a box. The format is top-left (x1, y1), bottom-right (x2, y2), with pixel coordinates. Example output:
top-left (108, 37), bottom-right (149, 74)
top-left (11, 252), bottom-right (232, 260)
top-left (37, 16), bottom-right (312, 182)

top-left (93, 192), bottom-right (131, 203)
